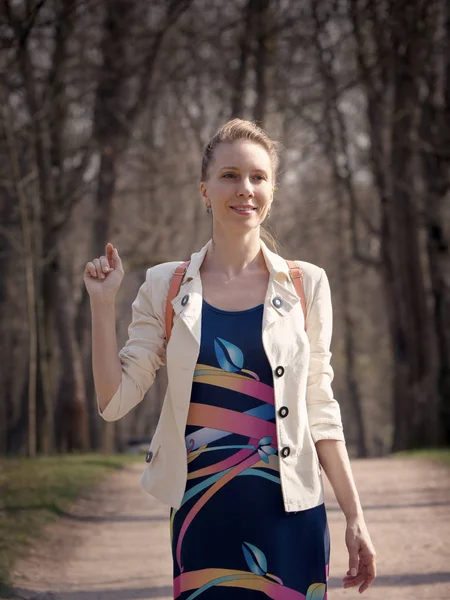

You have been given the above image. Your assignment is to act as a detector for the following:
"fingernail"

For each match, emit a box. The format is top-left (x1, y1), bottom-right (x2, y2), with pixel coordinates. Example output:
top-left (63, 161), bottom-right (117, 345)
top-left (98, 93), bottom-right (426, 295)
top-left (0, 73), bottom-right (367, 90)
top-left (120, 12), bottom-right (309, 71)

top-left (351, 568), bottom-right (357, 576)
top-left (103, 266), bottom-right (109, 272)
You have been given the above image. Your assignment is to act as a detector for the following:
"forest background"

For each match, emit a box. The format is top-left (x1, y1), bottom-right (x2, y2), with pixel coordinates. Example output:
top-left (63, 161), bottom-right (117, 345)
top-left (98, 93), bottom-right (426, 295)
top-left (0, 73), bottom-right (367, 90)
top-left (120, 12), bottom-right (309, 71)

top-left (1, 0), bottom-right (449, 460)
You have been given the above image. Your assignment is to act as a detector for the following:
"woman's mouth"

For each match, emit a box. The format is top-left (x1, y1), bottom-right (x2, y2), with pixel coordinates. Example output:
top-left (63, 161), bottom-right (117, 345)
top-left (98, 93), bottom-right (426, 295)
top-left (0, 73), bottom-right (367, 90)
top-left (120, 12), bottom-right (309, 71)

top-left (231, 206), bottom-right (257, 215)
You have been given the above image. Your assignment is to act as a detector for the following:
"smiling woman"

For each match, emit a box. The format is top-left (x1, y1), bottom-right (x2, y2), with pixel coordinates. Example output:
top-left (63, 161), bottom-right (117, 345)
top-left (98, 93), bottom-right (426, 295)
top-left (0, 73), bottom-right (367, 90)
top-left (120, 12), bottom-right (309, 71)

top-left (85, 118), bottom-right (377, 599)
top-left (200, 119), bottom-right (280, 253)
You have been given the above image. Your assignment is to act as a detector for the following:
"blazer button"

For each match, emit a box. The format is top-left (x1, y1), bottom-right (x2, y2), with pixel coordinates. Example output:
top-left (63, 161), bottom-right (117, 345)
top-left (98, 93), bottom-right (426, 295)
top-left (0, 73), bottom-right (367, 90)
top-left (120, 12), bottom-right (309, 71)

top-left (145, 451), bottom-right (154, 463)
top-left (272, 296), bottom-right (283, 308)
top-left (181, 294), bottom-right (189, 306)
top-left (275, 366), bottom-right (285, 377)
top-left (279, 406), bottom-right (289, 418)
top-left (281, 446), bottom-right (291, 458)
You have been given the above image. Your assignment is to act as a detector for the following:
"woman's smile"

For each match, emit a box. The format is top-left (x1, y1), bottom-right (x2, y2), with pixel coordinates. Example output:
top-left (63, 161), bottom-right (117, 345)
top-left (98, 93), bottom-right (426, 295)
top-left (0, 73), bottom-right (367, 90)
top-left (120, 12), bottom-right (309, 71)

top-left (230, 205), bottom-right (258, 215)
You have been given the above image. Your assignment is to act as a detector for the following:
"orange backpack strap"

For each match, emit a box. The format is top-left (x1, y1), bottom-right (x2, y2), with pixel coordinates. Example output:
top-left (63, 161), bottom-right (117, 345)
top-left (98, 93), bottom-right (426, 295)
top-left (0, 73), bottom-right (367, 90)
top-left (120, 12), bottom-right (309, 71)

top-left (165, 261), bottom-right (190, 342)
top-left (165, 259), bottom-right (306, 341)
top-left (285, 260), bottom-right (307, 329)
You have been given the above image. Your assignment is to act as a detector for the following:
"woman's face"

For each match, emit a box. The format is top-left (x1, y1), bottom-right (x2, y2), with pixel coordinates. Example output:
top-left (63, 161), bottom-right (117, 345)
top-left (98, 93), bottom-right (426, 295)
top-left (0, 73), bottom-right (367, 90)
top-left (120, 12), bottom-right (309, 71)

top-left (200, 140), bottom-right (273, 233)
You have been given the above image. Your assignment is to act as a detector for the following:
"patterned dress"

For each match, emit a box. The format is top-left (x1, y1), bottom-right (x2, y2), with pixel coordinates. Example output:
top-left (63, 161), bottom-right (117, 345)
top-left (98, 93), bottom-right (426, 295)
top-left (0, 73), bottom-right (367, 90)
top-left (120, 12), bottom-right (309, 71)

top-left (170, 300), bottom-right (330, 600)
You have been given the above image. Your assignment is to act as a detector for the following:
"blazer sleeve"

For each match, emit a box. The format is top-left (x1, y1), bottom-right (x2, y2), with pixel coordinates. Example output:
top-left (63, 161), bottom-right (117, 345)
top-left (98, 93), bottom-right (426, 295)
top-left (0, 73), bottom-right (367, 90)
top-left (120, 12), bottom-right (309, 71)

top-left (98, 266), bottom-right (166, 422)
top-left (305, 268), bottom-right (346, 443)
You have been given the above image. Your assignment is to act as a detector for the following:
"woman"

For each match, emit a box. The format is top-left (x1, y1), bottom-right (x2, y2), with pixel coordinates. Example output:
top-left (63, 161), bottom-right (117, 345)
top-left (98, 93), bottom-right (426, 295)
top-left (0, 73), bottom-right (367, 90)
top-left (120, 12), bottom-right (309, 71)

top-left (84, 119), bottom-right (376, 599)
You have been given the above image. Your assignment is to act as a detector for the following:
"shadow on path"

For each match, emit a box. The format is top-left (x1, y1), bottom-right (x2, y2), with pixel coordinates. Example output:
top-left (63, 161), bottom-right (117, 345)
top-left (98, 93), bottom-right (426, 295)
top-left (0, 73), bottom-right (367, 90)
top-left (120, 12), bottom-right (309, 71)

top-left (327, 500), bottom-right (449, 512)
top-left (13, 572), bottom-right (450, 599)
top-left (12, 585), bottom-right (172, 599)
top-left (59, 514), bottom-right (167, 523)
top-left (329, 571), bottom-right (450, 589)
top-left (1, 508), bottom-right (166, 524)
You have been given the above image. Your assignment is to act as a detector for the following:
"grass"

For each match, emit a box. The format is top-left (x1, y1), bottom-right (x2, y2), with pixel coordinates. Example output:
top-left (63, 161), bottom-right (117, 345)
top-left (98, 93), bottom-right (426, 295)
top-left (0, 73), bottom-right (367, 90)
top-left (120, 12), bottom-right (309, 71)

top-left (392, 448), bottom-right (450, 467)
top-left (0, 453), bottom-right (142, 597)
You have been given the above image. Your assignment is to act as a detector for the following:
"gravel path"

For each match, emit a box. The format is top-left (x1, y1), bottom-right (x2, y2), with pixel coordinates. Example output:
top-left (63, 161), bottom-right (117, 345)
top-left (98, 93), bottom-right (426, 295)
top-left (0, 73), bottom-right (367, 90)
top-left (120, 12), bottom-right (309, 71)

top-left (8, 458), bottom-right (450, 600)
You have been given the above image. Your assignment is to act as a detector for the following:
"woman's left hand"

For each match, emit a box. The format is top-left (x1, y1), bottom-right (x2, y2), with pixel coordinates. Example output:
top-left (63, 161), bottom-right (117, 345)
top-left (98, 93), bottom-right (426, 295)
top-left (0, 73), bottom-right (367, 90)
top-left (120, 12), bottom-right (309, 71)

top-left (343, 516), bottom-right (377, 593)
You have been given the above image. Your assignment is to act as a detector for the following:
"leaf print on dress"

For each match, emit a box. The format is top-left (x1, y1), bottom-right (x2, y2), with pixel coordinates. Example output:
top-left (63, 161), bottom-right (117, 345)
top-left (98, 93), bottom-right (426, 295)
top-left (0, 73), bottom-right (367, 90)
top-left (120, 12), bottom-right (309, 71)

top-left (242, 541), bottom-right (284, 585)
top-left (257, 435), bottom-right (277, 463)
top-left (242, 541), bottom-right (268, 576)
top-left (213, 338), bottom-right (260, 380)
top-left (214, 337), bottom-right (244, 372)
top-left (306, 582), bottom-right (326, 600)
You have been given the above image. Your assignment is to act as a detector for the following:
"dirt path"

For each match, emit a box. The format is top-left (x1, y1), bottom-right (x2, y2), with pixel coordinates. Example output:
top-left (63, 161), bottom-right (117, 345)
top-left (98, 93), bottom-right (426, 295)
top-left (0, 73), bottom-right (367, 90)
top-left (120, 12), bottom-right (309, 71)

top-left (8, 458), bottom-right (450, 600)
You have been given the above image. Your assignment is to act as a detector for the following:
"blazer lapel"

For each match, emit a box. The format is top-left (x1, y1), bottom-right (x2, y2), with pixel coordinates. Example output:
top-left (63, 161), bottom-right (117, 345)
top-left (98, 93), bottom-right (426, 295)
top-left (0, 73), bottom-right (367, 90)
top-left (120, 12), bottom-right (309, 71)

top-left (262, 277), bottom-right (301, 329)
top-left (171, 276), bottom-right (203, 346)
top-left (260, 242), bottom-right (301, 330)
top-left (170, 240), bottom-right (211, 346)
top-left (170, 239), bottom-right (302, 336)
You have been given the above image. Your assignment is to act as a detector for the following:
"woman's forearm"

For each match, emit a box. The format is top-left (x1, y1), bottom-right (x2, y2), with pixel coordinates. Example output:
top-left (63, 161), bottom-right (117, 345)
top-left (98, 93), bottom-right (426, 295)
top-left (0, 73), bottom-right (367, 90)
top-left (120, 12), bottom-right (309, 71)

top-left (90, 297), bottom-right (122, 412)
top-left (315, 439), bottom-right (364, 521)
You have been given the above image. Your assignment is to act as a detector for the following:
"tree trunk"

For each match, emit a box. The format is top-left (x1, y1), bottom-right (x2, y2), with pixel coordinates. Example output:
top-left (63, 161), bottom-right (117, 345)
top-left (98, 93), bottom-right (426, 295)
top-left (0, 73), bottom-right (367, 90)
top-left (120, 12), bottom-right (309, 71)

top-left (420, 0), bottom-right (450, 443)
top-left (0, 196), bottom-right (13, 454)
top-left (350, 0), bottom-right (440, 450)
top-left (425, 186), bottom-right (450, 444)
top-left (253, 0), bottom-right (271, 126)
top-left (230, 0), bottom-right (253, 118)
top-left (52, 261), bottom-right (89, 452)
top-left (311, 1), bottom-right (368, 456)
top-left (386, 3), bottom-right (439, 450)
top-left (1, 87), bottom-right (39, 457)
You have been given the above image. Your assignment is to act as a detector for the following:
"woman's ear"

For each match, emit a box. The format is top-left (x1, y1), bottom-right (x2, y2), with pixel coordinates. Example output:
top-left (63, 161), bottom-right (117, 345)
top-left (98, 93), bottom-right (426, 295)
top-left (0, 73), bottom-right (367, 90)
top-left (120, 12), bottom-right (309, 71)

top-left (200, 181), bottom-right (209, 206)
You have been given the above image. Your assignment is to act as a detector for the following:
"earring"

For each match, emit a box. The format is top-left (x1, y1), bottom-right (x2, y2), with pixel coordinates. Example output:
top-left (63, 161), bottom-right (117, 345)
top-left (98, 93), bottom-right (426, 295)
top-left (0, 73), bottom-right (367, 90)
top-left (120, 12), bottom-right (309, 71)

top-left (206, 205), bottom-right (212, 214)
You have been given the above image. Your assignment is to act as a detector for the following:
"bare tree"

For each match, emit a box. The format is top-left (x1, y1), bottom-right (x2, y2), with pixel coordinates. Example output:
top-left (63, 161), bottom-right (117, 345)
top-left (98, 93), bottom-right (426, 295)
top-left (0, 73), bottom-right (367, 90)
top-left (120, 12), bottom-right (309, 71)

top-left (349, 0), bottom-right (440, 449)
top-left (418, 0), bottom-right (450, 444)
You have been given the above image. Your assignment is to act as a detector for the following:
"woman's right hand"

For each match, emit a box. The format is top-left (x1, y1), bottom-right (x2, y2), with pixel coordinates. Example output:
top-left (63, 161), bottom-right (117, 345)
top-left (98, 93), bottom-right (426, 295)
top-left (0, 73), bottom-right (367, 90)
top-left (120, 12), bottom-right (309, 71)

top-left (84, 242), bottom-right (124, 300)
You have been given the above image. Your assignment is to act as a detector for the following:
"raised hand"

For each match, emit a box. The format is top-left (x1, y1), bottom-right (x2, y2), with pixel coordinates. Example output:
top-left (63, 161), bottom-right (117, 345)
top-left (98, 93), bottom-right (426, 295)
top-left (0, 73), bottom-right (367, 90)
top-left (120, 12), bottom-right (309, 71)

top-left (84, 243), bottom-right (124, 300)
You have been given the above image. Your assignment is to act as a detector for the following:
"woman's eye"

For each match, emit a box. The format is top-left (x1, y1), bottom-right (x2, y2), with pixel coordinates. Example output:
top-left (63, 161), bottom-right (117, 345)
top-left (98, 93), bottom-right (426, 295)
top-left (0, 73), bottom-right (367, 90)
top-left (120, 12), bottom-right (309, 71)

top-left (222, 173), bottom-right (266, 180)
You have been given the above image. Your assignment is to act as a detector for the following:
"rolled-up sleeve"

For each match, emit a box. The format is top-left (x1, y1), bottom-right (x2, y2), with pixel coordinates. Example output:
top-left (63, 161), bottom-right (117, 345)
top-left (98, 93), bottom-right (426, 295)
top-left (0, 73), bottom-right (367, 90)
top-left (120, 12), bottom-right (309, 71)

top-left (99, 267), bottom-right (166, 422)
top-left (305, 268), bottom-right (345, 443)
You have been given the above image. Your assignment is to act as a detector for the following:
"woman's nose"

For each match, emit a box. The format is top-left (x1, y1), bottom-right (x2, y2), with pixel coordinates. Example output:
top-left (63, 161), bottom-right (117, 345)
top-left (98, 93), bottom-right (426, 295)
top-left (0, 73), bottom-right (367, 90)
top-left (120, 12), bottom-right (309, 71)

top-left (237, 178), bottom-right (254, 196)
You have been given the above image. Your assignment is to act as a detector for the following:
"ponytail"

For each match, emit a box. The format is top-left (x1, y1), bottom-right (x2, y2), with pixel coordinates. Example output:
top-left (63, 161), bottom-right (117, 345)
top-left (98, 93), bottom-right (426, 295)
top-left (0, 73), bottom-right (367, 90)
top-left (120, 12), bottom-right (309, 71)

top-left (260, 225), bottom-right (280, 254)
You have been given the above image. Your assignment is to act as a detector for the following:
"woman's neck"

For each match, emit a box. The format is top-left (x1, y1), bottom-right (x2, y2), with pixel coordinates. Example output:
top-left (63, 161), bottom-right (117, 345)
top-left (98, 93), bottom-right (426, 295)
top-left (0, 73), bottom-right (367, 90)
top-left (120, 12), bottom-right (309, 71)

top-left (203, 230), bottom-right (266, 278)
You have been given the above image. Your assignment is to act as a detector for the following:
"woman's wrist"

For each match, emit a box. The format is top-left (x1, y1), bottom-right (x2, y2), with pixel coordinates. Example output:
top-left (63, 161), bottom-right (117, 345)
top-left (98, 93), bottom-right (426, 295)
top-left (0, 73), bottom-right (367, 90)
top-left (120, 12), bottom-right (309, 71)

top-left (345, 509), bottom-right (365, 524)
top-left (90, 294), bottom-right (116, 311)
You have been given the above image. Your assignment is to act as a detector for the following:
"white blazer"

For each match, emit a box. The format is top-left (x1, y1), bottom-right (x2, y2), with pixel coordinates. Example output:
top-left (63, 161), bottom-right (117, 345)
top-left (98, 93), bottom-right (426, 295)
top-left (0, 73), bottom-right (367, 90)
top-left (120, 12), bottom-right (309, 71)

top-left (98, 240), bottom-right (346, 512)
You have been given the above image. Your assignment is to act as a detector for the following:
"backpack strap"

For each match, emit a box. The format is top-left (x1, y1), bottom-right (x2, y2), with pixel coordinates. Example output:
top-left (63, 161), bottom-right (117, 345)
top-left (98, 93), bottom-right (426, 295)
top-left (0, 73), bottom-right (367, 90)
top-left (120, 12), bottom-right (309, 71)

top-left (165, 261), bottom-right (190, 342)
top-left (285, 260), bottom-right (307, 329)
top-left (165, 258), bottom-right (307, 342)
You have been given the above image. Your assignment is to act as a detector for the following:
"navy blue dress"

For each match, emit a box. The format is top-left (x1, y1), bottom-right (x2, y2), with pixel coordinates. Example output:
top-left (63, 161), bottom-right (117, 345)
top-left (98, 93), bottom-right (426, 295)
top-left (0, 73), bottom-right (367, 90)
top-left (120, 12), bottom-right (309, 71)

top-left (170, 301), bottom-right (330, 600)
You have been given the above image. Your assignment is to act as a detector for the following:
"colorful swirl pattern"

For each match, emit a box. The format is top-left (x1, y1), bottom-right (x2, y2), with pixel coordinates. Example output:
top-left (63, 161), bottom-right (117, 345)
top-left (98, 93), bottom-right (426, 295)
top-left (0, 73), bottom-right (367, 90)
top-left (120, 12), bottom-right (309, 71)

top-left (170, 304), bottom-right (329, 599)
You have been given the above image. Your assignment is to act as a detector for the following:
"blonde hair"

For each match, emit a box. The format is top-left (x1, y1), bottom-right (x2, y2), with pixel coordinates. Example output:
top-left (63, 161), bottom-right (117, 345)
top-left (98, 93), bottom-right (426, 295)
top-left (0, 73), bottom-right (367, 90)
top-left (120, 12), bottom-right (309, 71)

top-left (201, 118), bottom-right (281, 252)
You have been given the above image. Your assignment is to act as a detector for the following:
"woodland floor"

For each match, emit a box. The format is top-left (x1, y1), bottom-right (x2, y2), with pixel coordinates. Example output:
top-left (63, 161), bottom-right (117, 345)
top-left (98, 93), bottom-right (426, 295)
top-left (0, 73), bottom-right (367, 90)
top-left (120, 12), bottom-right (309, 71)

top-left (7, 457), bottom-right (450, 600)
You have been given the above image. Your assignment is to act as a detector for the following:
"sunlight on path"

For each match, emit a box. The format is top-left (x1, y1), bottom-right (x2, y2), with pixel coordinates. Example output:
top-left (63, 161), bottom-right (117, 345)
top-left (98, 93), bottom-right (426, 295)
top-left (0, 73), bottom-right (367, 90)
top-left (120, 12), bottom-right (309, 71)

top-left (12, 463), bottom-right (173, 600)
top-left (325, 458), bottom-right (450, 599)
top-left (11, 458), bottom-right (450, 600)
